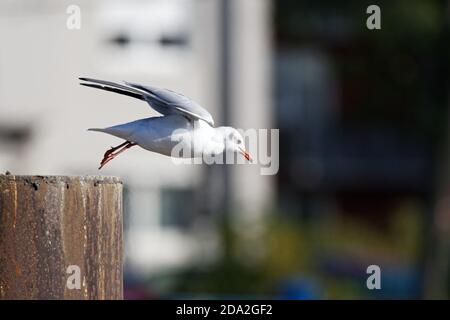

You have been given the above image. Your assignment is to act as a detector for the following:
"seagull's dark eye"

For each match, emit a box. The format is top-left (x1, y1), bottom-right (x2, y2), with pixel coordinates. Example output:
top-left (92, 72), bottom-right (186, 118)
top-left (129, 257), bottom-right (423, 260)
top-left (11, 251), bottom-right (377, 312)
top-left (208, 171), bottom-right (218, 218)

top-left (237, 139), bottom-right (242, 144)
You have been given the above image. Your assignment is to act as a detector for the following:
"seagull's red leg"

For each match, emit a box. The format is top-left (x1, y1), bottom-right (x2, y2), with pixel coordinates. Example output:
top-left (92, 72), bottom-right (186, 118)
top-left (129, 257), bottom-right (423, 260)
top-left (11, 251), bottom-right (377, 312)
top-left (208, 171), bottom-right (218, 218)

top-left (103, 141), bottom-right (129, 159)
top-left (99, 141), bottom-right (129, 169)
top-left (99, 141), bottom-right (137, 170)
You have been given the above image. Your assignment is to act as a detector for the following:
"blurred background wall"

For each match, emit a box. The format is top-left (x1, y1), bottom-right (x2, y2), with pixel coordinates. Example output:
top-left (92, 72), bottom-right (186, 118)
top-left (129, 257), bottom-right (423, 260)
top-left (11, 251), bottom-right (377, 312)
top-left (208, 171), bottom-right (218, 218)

top-left (0, 0), bottom-right (449, 299)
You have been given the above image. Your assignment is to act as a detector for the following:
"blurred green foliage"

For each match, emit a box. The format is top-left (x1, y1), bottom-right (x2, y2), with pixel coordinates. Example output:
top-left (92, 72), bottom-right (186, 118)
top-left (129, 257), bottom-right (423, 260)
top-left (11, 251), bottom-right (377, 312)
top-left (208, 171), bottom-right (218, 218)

top-left (152, 199), bottom-right (424, 298)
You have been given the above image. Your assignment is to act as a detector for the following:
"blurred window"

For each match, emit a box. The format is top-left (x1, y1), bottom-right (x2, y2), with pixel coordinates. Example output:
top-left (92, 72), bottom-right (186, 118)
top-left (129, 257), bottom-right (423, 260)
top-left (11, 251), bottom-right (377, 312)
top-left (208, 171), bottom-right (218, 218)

top-left (160, 188), bottom-right (195, 229)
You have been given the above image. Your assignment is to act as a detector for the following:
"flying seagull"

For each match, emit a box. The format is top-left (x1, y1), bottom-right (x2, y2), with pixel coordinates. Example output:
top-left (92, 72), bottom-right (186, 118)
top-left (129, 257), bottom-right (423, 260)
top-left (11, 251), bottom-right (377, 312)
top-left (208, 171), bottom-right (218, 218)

top-left (79, 77), bottom-right (252, 169)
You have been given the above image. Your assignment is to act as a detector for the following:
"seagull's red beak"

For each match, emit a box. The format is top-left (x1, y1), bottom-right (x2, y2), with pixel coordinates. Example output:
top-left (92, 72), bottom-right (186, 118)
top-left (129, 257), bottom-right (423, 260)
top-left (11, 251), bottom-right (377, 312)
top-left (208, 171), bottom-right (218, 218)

top-left (239, 147), bottom-right (253, 162)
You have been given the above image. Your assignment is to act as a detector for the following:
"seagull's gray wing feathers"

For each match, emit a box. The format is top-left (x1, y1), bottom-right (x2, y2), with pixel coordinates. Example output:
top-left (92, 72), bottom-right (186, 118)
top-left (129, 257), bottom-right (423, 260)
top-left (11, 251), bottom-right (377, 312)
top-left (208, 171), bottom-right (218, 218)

top-left (80, 82), bottom-right (145, 101)
top-left (79, 77), bottom-right (214, 127)
top-left (125, 82), bottom-right (215, 127)
top-left (79, 77), bottom-right (148, 96)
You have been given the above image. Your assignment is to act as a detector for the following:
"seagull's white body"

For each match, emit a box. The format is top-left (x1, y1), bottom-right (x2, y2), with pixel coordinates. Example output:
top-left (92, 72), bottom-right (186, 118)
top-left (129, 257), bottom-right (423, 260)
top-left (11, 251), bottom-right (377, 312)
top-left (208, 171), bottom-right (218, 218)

top-left (91, 114), bottom-right (224, 158)
top-left (79, 77), bottom-right (251, 168)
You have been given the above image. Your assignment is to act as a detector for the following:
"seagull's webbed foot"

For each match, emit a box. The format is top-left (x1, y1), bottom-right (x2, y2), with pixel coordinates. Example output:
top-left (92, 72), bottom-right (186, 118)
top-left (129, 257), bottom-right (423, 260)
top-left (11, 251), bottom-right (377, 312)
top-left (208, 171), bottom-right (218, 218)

top-left (98, 141), bottom-right (137, 170)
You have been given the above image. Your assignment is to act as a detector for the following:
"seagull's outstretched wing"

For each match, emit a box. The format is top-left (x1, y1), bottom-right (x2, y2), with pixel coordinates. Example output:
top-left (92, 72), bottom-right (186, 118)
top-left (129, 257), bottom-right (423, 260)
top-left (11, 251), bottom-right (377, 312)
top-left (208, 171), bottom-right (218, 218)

top-left (125, 82), bottom-right (214, 127)
top-left (79, 77), bottom-right (215, 127)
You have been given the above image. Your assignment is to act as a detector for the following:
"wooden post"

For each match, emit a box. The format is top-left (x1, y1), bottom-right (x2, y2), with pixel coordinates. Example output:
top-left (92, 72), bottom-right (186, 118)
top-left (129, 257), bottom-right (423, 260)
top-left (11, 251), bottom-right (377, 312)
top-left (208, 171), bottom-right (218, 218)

top-left (0, 175), bottom-right (123, 300)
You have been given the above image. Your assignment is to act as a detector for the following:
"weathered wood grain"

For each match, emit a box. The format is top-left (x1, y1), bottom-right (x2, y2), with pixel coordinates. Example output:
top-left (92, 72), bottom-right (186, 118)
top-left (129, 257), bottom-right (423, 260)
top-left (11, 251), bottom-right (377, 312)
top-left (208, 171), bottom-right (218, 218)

top-left (0, 175), bottom-right (123, 299)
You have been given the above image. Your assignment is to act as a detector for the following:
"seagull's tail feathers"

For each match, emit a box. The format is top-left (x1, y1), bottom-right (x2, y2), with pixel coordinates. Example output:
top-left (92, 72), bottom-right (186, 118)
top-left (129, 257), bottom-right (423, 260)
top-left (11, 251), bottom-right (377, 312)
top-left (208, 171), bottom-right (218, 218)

top-left (79, 77), bottom-right (147, 101)
top-left (88, 125), bottom-right (134, 141)
top-left (87, 128), bottom-right (108, 133)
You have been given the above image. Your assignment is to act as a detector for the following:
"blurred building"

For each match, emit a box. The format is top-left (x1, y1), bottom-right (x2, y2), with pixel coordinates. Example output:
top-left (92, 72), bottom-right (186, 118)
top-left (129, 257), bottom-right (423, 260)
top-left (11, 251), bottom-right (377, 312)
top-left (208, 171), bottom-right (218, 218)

top-left (274, 0), bottom-right (449, 299)
top-left (0, 0), bottom-right (273, 279)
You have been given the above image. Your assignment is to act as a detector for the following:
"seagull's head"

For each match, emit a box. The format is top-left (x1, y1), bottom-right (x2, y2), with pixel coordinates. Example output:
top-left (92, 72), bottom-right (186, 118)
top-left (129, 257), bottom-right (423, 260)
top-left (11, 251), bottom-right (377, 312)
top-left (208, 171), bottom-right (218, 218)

top-left (220, 127), bottom-right (252, 162)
